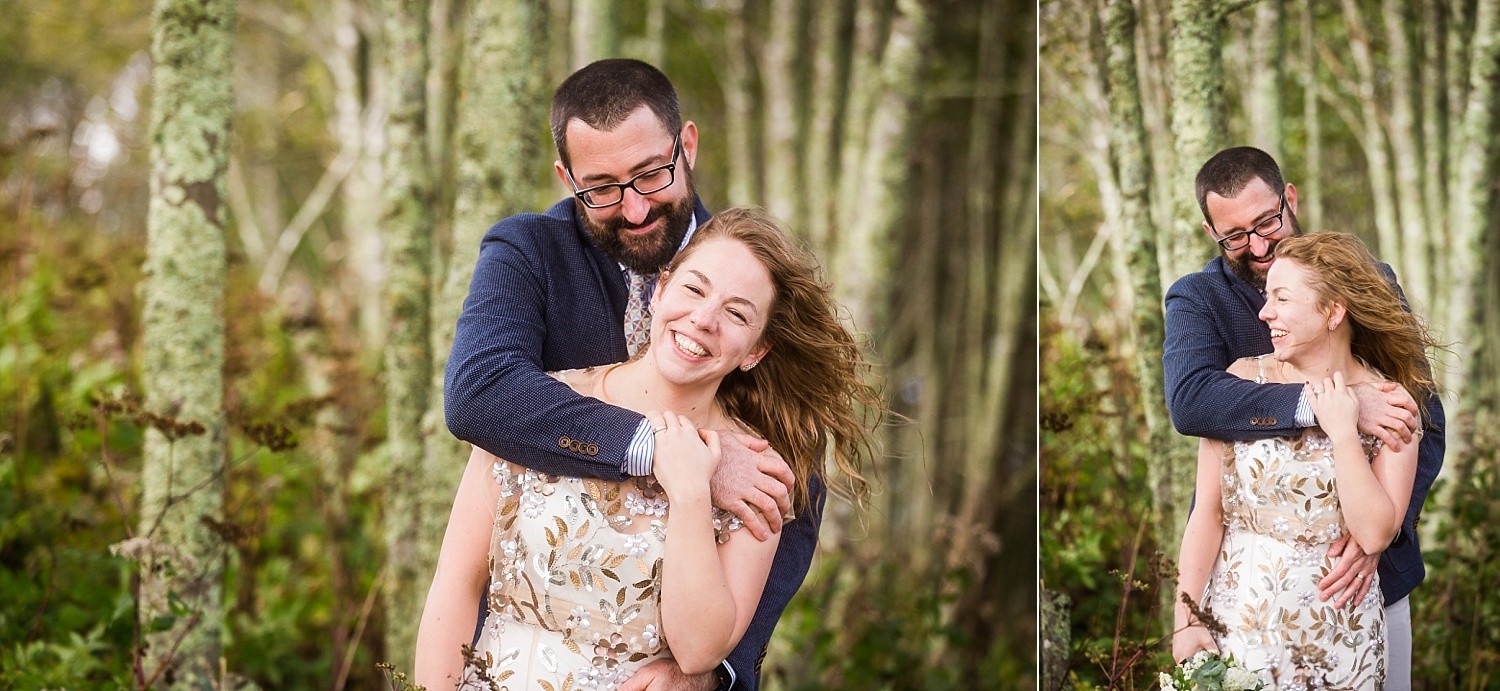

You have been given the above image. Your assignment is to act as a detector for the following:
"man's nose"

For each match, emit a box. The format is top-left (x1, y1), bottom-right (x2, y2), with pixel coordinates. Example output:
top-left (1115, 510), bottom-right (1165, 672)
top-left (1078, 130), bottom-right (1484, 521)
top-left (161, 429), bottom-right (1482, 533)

top-left (621, 187), bottom-right (651, 224)
top-left (1249, 231), bottom-right (1273, 257)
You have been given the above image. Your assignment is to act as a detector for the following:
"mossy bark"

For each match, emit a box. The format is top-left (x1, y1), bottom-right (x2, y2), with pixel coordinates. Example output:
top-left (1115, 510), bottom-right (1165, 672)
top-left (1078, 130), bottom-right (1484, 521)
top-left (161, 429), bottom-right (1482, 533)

top-left (1166, 0), bottom-right (1224, 280)
top-left (380, 0), bottom-right (435, 674)
top-left (140, 0), bottom-right (236, 686)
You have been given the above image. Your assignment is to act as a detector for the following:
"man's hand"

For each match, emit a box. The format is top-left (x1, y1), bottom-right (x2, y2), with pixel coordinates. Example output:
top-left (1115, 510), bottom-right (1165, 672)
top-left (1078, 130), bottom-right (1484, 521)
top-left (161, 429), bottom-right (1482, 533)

top-left (1351, 381), bottom-right (1419, 451)
top-left (618, 659), bottom-right (719, 691)
top-left (1318, 535), bottom-right (1381, 607)
top-left (709, 432), bottom-right (795, 540)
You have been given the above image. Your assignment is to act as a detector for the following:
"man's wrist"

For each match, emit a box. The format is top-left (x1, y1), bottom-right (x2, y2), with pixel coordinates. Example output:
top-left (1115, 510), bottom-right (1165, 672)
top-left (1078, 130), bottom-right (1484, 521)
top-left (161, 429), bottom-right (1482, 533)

top-left (625, 418), bottom-right (656, 476)
top-left (1295, 389), bottom-right (1316, 428)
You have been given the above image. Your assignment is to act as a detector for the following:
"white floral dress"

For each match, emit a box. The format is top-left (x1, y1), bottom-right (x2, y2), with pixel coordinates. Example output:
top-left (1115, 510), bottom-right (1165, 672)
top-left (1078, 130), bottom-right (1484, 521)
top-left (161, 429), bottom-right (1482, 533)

top-left (460, 370), bottom-right (743, 691)
top-left (1203, 363), bottom-right (1386, 689)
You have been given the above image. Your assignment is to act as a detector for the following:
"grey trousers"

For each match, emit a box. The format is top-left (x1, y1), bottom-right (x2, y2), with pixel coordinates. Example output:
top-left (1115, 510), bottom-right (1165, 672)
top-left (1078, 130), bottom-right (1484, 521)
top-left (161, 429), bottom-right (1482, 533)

top-left (1385, 596), bottom-right (1411, 691)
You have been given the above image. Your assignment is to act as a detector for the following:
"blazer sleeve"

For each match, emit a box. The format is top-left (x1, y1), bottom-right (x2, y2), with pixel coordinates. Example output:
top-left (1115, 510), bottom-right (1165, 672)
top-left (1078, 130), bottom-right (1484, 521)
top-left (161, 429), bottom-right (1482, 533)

top-left (1162, 279), bottom-right (1303, 440)
top-left (718, 475), bottom-right (823, 691)
top-left (444, 227), bottom-right (641, 481)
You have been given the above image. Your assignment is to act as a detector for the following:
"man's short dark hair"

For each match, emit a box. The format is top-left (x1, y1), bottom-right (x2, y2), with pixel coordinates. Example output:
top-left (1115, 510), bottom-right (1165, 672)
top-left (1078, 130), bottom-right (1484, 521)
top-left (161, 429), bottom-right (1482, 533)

top-left (1195, 146), bottom-right (1286, 225)
top-left (550, 59), bottom-right (682, 169)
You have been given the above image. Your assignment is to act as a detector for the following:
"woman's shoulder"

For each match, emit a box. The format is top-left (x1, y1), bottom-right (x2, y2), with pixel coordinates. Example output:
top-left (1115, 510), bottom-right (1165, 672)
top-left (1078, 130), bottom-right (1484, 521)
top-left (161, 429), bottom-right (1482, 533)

top-left (1226, 355), bottom-right (1273, 382)
top-left (548, 365), bottom-right (610, 395)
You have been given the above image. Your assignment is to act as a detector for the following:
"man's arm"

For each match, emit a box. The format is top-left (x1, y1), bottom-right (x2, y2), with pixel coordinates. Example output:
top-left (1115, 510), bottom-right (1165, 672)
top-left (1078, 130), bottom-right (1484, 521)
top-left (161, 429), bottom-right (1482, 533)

top-left (445, 225), bottom-right (644, 480)
top-left (1162, 281), bottom-right (1303, 440)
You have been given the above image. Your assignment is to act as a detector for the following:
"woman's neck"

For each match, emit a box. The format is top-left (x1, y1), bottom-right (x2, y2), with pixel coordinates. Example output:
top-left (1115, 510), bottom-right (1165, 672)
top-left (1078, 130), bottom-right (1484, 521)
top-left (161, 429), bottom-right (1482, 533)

top-left (602, 358), bottom-right (725, 429)
top-left (1275, 340), bottom-right (1368, 385)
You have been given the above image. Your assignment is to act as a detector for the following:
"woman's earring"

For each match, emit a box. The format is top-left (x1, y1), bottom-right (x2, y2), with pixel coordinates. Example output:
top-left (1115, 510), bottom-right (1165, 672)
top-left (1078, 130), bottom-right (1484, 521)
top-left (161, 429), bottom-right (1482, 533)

top-left (741, 361), bottom-right (757, 371)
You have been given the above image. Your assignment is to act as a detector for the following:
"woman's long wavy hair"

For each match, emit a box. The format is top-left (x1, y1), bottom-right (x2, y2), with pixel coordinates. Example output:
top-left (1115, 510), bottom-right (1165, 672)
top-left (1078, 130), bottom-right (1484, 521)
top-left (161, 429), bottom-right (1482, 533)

top-left (1273, 232), bottom-right (1440, 424)
top-left (665, 207), bottom-right (882, 512)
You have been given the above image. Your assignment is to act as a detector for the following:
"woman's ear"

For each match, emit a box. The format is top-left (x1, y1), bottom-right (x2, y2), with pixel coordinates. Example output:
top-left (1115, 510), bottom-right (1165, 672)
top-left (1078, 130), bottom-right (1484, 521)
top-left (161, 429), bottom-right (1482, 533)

top-left (1327, 302), bottom-right (1347, 331)
top-left (652, 271), bottom-right (669, 305)
top-left (740, 345), bottom-right (770, 371)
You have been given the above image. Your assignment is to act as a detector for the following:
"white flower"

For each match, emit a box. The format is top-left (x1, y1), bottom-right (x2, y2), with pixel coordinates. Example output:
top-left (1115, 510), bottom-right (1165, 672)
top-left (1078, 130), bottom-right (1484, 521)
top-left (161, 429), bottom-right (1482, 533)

top-left (624, 534), bottom-right (651, 557)
top-left (1224, 666), bottom-right (1260, 690)
top-left (522, 491), bottom-right (546, 518)
top-left (642, 624), bottom-right (660, 649)
top-left (1158, 672), bottom-right (1177, 691)
top-left (624, 492), bottom-right (667, 517)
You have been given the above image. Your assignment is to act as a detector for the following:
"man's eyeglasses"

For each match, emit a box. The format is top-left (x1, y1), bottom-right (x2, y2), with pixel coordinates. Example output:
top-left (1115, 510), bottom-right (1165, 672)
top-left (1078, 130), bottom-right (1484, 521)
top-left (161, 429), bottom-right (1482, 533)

top-left (566, 135), bottom-right (681, 209)
top-left (1212, 194), bottom-right (1286, 251)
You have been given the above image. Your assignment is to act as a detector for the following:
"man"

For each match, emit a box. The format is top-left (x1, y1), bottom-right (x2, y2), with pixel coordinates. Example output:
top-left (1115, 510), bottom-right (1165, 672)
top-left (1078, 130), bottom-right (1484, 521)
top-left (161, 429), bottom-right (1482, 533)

top-left (1163, 146), bottom-right (1444, 689)
top-left (444, 59), bottom-right (814, 690)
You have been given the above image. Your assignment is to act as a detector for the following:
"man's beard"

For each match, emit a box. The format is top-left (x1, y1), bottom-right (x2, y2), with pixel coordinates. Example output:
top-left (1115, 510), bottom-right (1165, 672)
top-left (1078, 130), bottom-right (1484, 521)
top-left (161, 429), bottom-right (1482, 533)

top-left (579, 173), bottom-right (696, 274)
top-left (1225, 211), bottom-right (1303, 291)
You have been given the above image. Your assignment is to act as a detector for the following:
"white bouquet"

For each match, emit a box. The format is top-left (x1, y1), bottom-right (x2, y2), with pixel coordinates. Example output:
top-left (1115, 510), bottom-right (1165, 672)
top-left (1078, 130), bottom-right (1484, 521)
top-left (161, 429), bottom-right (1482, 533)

top-left (1158, 650), bottom-right (1264, 691)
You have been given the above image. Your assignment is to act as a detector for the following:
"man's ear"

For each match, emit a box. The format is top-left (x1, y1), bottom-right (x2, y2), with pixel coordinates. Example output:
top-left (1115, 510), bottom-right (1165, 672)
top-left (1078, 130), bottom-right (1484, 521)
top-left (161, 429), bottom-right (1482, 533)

top-left (1203, 220), bottom-right (1217, 241)
top-left (1284, 182), bottom-right (1299, 216)
top-left (554, 160), bottom-right (571, 190)
top-left (680, 121), bottom-right (699, 170)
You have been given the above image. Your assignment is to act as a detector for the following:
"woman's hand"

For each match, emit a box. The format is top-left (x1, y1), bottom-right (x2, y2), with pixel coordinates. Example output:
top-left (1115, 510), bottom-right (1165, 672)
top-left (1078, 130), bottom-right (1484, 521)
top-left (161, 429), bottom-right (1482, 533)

top-left (646, 410), bottom-right (721, 498)
top-left (1172, 625), bottom-right (1219, 664)
top-left (1309, 371), bottom-right (1360, 441)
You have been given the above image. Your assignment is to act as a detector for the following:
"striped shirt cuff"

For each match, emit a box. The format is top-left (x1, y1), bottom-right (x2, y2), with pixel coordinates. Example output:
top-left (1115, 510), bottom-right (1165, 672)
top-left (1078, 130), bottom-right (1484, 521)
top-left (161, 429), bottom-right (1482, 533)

top-left (1295, 389), bottom-right (1315, 428)
top-left (625, 418), bottom-right (656, 476)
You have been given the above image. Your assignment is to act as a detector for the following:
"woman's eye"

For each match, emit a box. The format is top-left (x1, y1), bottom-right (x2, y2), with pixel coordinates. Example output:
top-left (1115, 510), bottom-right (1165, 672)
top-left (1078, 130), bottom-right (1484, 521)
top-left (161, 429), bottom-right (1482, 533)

top-left (685, 285), bottom-right (703, 296)
top-left (728, 309), bottom-right (746, 323)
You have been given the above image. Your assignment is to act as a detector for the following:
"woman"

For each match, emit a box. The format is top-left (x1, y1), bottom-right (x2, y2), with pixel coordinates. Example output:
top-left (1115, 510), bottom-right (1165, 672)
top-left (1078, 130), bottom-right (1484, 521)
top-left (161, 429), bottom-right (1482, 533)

top-left (1172, 233), bottom-right (1437, 688)
top-left (414, 207), bottom-right (879, 690)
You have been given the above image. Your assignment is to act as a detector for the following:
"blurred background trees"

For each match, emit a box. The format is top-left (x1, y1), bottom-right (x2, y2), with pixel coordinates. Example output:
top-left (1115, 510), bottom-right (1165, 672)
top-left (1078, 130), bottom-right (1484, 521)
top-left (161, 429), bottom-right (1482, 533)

top-left (1041, 0), bottom-right (1500, 687)
top-left (0, 0), bottom-right (1035, 687)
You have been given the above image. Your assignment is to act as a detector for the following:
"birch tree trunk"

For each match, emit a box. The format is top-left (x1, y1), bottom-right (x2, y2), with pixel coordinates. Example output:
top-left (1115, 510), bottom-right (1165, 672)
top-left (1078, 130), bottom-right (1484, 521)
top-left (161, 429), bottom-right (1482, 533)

top-left (1248, 0), bottom-right (1284, 160)
top-left (760, 0), bottom-right (803, 227)
top-left (1441, 0), bottom-right (1500, 482)
top-left (1166, 0), bottom-right (1224, 281)
top-left (1299, 0), bottom-right (1321, 233)
top-left (1381, 0), bottom-right (1431, 309)
top-left (378, 0), bottom-right (433, 673)
top-left (1340, 0), bottom-right (1401, 269)
top-left (833, 0), bottom-right (933, 335)
top-left (1100, 0), bottom-right (1185, 609)
top-left (395, 0), bottom-right (550, 668)
top-left (570, 0), bottom-right (618, 69)
top-left (718, 0), bottom-right (760, 206)
top-left (138, 0), bottom-right (235, 685)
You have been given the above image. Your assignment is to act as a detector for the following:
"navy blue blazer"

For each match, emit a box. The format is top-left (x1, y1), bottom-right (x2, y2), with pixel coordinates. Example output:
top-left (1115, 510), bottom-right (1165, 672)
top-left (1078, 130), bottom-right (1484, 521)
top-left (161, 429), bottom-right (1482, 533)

top-left (1163, 255), bottom-right (1444, 605)
top-left (445, 196), bottom-right (822, 690)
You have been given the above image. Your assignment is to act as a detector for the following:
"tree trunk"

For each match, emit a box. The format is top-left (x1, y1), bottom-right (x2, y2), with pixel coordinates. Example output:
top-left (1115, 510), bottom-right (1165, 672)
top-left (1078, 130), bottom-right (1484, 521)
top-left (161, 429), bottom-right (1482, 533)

top-left (1341, 0), bottom-right (1402, 274)
top-left (761, 0), bottom-right (803, 227)
top-left (718, 0), bottom-right (760, 206)
top-left (1248, 0), bottom-right (1284, 160)
top-left (395, 0), bottom-right (550, 669)
top-left (1166, 0), bottom-right (1225, 280)
top-left (1382, 0), bottom-right (1431, 309)
top-left (1100, 0), bottom-right (1186, 623)
top-left (834, 0), bottom-right (933, 334)
top-left (1299, 0), bottom-right (1321, 233)
top-left (378, 0), bottom-right (434, 673)
top-left (1442, 0), bottom-right (1500, 483)
top-left (570, 0), bottom-right (619, 69)
top-left (138, 0), bottom-right (235, 686)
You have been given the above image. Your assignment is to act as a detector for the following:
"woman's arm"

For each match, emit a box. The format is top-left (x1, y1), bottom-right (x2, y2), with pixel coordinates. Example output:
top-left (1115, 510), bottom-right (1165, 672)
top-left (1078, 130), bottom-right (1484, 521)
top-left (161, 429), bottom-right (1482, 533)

top-left (414, 447), bottom-right (503, 688)
top-left (650, 413), bottom-right (780, 675)
top-left (1313, 374), bottom-right (1414, 553)
top-left (1173, 437), bottom-right (1227, 662)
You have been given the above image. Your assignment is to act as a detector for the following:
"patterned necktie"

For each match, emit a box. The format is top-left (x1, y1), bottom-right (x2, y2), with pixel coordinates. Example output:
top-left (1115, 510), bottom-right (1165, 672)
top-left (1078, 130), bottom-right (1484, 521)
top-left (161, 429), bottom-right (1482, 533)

top-left (624, 270), bottom-right (657, 356)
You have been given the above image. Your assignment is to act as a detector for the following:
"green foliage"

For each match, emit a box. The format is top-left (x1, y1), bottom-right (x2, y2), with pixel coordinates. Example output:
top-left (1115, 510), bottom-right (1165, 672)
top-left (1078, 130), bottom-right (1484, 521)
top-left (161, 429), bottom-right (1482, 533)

top-left (1040, 319), bottom-right (1174, 689)
top-left (765, 522), bottom-right (1029, 691)
top-left (1413, 452), bottom-right (1500, 688)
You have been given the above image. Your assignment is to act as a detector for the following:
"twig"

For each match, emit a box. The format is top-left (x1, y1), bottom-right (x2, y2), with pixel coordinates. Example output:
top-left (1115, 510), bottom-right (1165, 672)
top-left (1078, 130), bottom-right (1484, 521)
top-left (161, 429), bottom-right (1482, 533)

top-left (333, 564), bottom-right (387, 691)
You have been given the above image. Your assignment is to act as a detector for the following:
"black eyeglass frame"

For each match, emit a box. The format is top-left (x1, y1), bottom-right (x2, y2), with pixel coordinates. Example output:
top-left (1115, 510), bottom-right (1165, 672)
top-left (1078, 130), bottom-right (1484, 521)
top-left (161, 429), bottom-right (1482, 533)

top-left (565, 135), bottom-right (682, 209)
top-left (1211, 193), bottom-right (1287, 251)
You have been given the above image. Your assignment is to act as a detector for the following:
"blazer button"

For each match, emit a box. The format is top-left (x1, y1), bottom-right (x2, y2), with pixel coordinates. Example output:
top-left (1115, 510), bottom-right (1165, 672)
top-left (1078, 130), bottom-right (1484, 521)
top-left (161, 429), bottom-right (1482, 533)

top-left (1265, 417), bottom-right (1277, 426)
top-left (559, 436), bottom-right (572, 448)
top-left (585, 443), bottom-right (599, 456)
